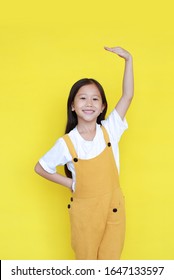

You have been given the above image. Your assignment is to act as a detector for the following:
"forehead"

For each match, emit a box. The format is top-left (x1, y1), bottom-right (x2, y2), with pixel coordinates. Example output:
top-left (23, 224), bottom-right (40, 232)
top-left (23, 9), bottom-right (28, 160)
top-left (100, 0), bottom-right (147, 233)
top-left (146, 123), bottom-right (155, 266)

top-left (77, 84), bottom-right (101, 95)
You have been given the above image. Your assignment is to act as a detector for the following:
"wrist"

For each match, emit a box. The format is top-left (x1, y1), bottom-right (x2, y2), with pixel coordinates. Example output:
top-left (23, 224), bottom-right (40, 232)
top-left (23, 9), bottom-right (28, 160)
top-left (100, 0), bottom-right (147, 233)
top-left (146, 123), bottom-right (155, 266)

top-left (125, 53), bottom-right (133, 62)
top-left (67, 178), bottom-right (75, 192)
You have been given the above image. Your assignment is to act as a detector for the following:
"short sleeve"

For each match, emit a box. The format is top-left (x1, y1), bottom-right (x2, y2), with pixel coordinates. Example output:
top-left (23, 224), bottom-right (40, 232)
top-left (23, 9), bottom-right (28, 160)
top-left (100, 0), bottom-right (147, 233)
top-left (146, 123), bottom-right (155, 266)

top-left (39, 138), bottom-right (72, 174)
top-left (101, 109), bottom-right (128, 142)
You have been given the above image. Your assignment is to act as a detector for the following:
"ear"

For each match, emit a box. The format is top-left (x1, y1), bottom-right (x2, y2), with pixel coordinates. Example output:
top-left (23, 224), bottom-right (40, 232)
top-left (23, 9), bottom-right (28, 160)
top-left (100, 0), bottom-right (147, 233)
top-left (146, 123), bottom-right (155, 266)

top-left (101, 104), bottom-right (105, 113)
top-left (71, 103), bottom-right (75, 111)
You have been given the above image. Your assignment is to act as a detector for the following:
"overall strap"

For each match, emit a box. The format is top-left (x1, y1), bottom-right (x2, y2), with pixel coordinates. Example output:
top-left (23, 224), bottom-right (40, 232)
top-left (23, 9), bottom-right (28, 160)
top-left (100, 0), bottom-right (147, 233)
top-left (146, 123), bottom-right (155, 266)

top-left (62, 134), bottom-right (78, 160)
top-left (101, 125), bottom-right (111, 145)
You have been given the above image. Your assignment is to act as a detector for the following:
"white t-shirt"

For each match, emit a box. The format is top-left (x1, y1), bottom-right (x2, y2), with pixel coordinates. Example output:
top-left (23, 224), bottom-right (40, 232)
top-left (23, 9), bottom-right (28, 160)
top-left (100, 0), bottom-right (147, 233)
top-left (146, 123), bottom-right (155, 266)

top-left (39, 109), bottom-right (128, 189)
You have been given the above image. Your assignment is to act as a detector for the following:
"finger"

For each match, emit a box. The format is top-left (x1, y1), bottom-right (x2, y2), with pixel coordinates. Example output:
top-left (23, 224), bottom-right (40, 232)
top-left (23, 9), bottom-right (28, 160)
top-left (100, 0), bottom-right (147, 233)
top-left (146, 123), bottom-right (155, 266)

top-left (104, 46), bottom-right (116, 52)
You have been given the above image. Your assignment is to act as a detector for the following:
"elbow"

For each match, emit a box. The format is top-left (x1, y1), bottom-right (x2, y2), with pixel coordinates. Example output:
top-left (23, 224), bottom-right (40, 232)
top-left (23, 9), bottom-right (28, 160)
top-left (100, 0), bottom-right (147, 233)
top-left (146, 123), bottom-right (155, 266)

top-left (127, 90), bottom-right (134, 103)
top-left (34, 162), bottom-right (42, 175)
top-left (128, 87), bottom-right (134, 100)
top-left (129, 93), bottom-right (134, 103)
top-left (124, 93), bottom-right (134, 105)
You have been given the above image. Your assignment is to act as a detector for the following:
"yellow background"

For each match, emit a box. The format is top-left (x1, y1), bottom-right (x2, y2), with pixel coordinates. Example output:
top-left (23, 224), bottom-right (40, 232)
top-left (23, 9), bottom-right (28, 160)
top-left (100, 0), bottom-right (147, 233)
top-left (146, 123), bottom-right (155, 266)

top-left (0, 0), bottom-right (174, 259)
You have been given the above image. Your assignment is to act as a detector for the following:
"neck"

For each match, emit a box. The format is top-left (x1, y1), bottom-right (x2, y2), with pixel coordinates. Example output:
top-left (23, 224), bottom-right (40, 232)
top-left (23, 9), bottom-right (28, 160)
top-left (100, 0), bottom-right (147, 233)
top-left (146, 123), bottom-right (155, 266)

top-left (77, 121), bottom-right (97, 141)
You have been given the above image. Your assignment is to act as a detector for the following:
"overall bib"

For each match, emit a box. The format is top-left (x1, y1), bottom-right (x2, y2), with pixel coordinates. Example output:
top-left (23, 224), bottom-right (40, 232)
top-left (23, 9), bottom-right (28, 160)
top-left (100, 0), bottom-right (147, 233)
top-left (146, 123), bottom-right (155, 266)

top-left (63, 126), bottom-right (125, 260)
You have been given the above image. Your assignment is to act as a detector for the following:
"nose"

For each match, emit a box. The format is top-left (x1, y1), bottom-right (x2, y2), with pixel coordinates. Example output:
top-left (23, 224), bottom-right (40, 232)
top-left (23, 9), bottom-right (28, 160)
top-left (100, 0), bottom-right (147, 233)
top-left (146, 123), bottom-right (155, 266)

top-left (86, 98), bottom-right (92, 106)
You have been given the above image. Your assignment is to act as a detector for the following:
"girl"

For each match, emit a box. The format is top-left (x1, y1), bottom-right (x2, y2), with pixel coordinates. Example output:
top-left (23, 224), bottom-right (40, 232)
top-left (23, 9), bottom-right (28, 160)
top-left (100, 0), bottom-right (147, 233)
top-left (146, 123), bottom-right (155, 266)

top-left (35, 46), bottom-right (134, 260)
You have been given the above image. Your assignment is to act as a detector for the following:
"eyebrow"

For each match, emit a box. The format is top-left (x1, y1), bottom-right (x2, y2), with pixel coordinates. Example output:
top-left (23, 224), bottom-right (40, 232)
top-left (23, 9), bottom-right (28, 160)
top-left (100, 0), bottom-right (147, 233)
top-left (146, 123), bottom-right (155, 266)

top-left (77, 93), bottom-right (101, 97)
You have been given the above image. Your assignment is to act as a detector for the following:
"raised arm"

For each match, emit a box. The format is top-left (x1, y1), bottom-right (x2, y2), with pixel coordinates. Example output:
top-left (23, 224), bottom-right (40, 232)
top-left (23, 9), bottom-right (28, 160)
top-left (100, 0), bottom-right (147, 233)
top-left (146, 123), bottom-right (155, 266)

top-left (104, 46), bottom-right (134, 119)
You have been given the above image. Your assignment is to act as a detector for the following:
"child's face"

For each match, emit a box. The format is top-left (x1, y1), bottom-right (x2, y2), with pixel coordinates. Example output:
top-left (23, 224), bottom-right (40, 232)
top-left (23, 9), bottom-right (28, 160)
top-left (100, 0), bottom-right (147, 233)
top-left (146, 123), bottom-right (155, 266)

top-left (71, 84), bottom-right (105, 124)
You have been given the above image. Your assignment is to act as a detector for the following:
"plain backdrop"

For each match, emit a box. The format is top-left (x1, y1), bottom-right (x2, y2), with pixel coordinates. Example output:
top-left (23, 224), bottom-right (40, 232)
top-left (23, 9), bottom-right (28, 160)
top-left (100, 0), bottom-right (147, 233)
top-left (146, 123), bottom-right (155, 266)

top-left (0, 0), bottom-right (174, 259)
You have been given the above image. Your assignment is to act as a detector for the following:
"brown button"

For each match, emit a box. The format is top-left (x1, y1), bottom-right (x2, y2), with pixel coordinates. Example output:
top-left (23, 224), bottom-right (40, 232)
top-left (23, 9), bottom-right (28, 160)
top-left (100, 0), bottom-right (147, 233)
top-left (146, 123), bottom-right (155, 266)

top-left (113, 208), bottom-right (117, 212)
top-left (70, 197), bottom-right (73, 202)
top-left (73, 158), bottom-right (78, 162)
top-left (67, 204), bottom-right (71, 209)
top-left (108, 142), bottom-right (111, 147)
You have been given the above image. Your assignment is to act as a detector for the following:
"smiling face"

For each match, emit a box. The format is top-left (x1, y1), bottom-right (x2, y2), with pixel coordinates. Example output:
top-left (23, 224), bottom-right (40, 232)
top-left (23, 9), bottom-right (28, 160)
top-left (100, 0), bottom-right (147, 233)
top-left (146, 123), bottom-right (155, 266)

top-left (71, 83), bottom-right (105, 125)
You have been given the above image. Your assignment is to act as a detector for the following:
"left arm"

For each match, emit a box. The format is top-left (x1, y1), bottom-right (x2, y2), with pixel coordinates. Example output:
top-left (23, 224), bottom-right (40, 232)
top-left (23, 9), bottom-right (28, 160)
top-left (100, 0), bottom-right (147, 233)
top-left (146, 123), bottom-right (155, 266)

top-left (104, 46), bottom-right (134, 119)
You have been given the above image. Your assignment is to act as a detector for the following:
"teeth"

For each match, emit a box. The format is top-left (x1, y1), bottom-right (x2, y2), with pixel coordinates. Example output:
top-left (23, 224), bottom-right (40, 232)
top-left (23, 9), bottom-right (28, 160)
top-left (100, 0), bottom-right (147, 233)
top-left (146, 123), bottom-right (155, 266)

top-left (83, 110), bottom-right (94, 113)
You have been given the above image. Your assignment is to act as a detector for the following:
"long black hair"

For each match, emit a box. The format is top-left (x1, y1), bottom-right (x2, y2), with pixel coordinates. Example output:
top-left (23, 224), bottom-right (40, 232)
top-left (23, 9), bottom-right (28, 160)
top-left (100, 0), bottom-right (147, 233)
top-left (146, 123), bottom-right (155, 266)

top-left (64, 78), bottom-right (108, 177)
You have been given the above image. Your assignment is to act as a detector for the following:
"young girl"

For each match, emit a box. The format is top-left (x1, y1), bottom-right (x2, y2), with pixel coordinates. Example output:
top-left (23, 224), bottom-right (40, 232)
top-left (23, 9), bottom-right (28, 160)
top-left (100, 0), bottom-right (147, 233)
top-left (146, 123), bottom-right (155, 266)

top-left (35, 46), bottom-right (134, 260)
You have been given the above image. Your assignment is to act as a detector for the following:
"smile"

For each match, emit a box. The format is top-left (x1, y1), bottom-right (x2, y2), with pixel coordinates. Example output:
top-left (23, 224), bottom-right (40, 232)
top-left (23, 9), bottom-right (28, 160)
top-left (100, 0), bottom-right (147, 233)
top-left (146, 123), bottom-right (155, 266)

top-left (82, 110), bottom-right (95, 114)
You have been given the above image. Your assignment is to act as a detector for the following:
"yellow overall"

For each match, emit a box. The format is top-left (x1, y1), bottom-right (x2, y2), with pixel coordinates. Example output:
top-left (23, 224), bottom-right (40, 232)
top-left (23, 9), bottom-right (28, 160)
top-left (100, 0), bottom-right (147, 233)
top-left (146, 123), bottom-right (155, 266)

top-left (63, 126), bottom-right (125, 260)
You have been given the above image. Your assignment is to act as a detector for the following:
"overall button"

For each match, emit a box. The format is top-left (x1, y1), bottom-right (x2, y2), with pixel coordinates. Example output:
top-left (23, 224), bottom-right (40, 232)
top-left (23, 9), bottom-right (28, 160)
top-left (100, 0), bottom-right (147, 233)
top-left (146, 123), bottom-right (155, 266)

top-left (108, 142), bottom-right (111, 147)
top-left (70, 197), bottom-right (73, 202)
top-left (67, 204), bottom-right (71, 209)
top-left (113, 208), bottom-right (117, 213)
top-left (73, 158), bottom-right (78, 162)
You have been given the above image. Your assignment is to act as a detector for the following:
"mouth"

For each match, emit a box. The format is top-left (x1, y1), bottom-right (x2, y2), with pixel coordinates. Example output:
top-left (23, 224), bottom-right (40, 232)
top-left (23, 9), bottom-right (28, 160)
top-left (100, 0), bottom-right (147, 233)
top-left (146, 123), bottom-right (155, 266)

top-left (82, 109), bottom-right (95, 114)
